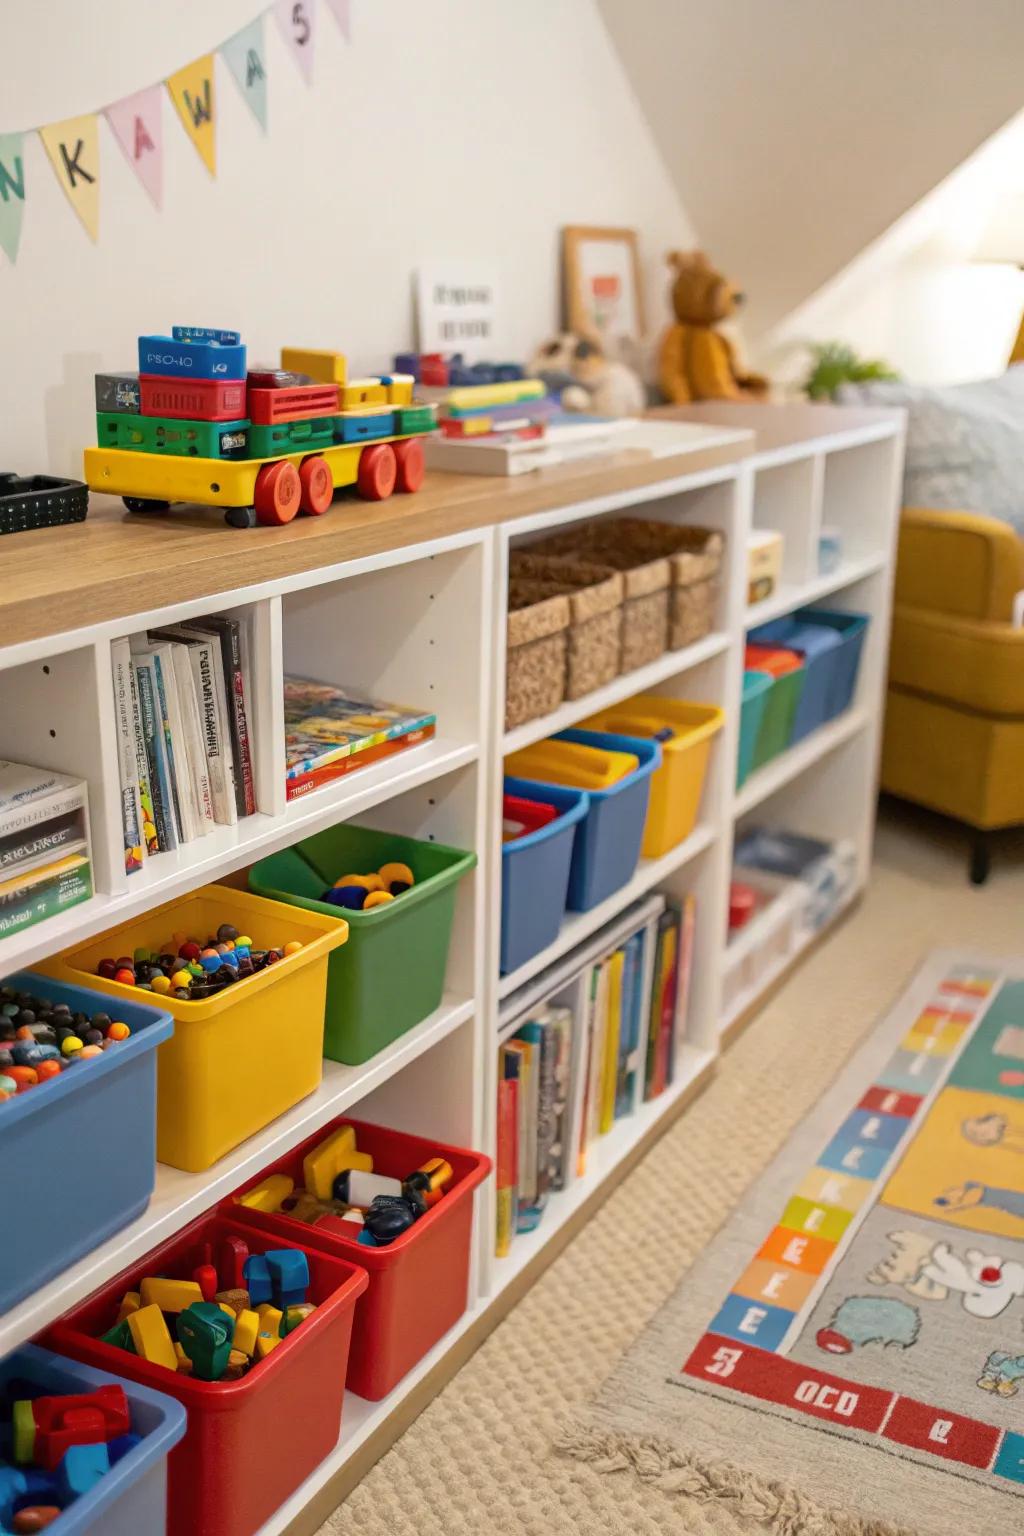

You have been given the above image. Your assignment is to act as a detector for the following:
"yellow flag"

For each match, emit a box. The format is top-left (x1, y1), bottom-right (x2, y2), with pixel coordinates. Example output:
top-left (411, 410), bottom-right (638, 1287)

top-left (39, 115), bottom-right (99, 241)
top-left (166, 54), bottom-right (216, 176)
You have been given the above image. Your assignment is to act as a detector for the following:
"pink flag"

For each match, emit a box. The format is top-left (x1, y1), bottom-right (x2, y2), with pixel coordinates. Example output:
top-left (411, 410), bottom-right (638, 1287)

top-left (275, 0), bottom-right (317, 83)
top-left (325, 0), bottom-right (350, 40)
top-left (105, 85), bottom-right (163, 209)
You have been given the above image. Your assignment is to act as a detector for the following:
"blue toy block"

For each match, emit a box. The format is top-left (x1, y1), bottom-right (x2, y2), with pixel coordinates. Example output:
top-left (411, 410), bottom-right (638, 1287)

top-left (138, 335), bottom-right (247, 381)
top-left (108, 1432), bottom-right (142, 1464)
top-left (393, 353), bottom-right (421, 382)
top-left (334, 412), bottom-right (395, 444)
top-left (172, 326), bottom-right (241, 345)
top-left (242, 1254), bottom-right (272, 1306)
top-left (265, 1249), bottom-right (309, 1310)
top-left (57, 1441), bottom-right (110, 1501)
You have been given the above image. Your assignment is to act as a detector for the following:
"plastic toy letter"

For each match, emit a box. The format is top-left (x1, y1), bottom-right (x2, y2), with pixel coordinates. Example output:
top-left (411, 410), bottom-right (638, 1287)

top-left (39, 115), bottom-right (100, 241)
top-left (0, 132), bottom-right (26, 263)
top-left (222, 16), bottom-right (269, 131)
top-left (275, 0), bottom-right (317, 84)
top-left (166, 55), bottom-right (217, 176)
top-left (105, 86), bottom-right (164, 209)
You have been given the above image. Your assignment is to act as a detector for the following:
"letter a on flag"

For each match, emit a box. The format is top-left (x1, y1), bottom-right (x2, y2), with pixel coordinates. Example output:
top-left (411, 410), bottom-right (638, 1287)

top-left (0, 133), bottom-right (26, 263)
top-left (39, 115), bottom-right (100, 241)
top-left (167, 54), bottom-right (217, 176)
top-left (222, 17), bottom-right (268, 131)
top-left (105, 85), bottom-right (164, 208)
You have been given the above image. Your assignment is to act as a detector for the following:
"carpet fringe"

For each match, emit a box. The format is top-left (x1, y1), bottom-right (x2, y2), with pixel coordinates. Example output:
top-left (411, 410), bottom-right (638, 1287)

top-left (556, 1422), bottom-right (914, 1536)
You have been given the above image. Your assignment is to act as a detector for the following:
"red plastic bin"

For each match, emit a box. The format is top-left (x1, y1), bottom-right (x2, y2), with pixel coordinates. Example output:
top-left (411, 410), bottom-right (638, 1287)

top-left (228, 1118), bottom-right (491, 1401)
top-left (45, 1211), bottom-right (368, 1536)
top-left (502, 792), bottom-right (557, 842)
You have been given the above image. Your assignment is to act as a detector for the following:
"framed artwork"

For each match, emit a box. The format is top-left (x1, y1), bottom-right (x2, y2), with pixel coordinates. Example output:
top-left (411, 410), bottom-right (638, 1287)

top-left (562, 226), bottom-right (645, 346)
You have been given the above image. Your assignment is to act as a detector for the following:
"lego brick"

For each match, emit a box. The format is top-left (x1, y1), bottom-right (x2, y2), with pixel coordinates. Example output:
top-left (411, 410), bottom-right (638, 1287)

top-left (247, 417), bottom-right (335, 458)
top-left (95, 372), bottom-right (140, 413)
top-left (280, 348), bottom-right (347, 386)
top-left (139, 374), bottom-right (247, 421)
top-left (248, 383), bottom-right (340, 425)
top-left (394, 403), bottom-right (437, 433)
top-left (138, 333), bottom-right (247, 381)
top-left (334, 411), bottom-right (395, 443)
top-left (339, 378), bottom-right (388, 408)
top-left (97, 411), bottom-right (250, 459)
top-left (140, 1277), bottom-right (205, 1313)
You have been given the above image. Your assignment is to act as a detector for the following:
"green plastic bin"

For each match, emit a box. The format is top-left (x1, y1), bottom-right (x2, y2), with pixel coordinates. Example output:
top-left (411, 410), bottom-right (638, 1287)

top-left (737, 670), bottom-right (772, 788)
top-left (249, 825), bottom-right (475, 1064)
top-left (746, 645), bottom-right (806, 771)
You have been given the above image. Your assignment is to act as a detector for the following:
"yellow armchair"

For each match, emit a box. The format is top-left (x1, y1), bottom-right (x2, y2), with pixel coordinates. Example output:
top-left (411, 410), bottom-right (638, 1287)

top-left (883, 506), bottom-right (1024, 881)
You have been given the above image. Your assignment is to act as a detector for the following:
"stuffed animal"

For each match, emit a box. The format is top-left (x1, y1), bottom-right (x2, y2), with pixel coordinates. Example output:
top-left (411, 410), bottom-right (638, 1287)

top-left (529, 332), bottom-right (645, 418)
top-left (658, 250), bottom-right (769, 404)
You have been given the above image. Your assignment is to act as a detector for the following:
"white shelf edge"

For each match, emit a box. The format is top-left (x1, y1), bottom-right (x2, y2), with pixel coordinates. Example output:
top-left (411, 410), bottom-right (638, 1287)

top-left (745, 552), bottom-right (885, 628)
top-left (749, 419), bottom-right (900, 472)
top-left (503, 631), bottom-right (730, 755)
top-left (720, 888), bottom-right (861, 1034)
top-left (255, 1040), bottom-right (716, 1536)
top-left (0, 994), bottom-right (475, 1357)
top-left (0, 737), bottom-right (478, 978)
top-left (733, 708), bottom-right (869, 819)
top-left (497, 822), bottom-right (716, 1000)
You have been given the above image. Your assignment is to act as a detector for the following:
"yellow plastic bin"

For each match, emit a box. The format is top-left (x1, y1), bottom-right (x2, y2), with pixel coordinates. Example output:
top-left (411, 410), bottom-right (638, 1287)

top-left (38, 886), bottom-right (349, 1172)
top-left (505, 736), bottom-right (637, 791)
top-left (581, 697), bottom-right (724, 857)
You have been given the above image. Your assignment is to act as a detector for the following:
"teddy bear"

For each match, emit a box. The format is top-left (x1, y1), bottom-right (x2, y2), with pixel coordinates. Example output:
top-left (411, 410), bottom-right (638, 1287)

top-left (527, 332), bottom-right (646, 418)
top-left (658, 250), bottom-right (769, 404)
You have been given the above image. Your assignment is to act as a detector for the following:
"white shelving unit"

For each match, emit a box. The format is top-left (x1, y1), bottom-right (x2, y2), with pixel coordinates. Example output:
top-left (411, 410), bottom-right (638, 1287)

top-left (0, 403), bottom-right (903, 1536)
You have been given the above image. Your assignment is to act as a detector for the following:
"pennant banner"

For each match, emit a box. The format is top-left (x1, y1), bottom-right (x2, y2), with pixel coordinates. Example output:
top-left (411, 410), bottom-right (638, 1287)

top-left (275, 0), bottom-right (317, 84)
top-left (105, 85), bottom-right (164, 209)
top-left (222, 16), bottom-right (268, 132)
top-left (166, 54), bottom-right (217, 176)
top-left (39, 115), bottom-right (100, 242)
top-left (0, 133), bottom-right (26, 264)
top-left (325, 0), bottom-right (350, 41)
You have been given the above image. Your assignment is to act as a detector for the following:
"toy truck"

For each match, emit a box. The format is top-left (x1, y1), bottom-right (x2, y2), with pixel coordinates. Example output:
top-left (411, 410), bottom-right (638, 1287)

top-left (84, 330), bottom-right (436, 529)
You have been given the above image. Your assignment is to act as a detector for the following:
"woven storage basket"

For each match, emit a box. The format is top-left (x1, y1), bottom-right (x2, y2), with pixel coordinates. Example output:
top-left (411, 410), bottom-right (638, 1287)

top-left (509, 553), bottom-right (623, 701)
top-left (523, 528), bottom-right (669, 671)
top-left (506, 580), bottom-right (570, 730)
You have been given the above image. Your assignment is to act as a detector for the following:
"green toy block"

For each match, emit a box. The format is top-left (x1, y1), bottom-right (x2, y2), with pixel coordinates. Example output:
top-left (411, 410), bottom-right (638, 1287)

top-left (99, 1319), bottom-right (136, 1352)
top-left (177, 1301), bottom-right (233, 1381)
top-left (393, 404), bottom-right (435, 433)
top-left (247, 416), bottom-right (335, 457)
top-left (96, 411), bottom-right (250, 460)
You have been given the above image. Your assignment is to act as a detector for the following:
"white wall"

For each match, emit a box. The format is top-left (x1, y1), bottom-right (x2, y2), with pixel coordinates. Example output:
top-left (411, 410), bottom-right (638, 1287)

top-left (0, 0), bottom-right (694, 475)
top-left (761, 112), bottom-right (1024, 387)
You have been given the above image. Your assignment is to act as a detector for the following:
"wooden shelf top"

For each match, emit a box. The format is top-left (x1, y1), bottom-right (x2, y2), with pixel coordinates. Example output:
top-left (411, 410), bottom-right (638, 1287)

top-left (649, 399), bottom-right (904, 457)
top-left (0, 432), bottom-right (751, 647)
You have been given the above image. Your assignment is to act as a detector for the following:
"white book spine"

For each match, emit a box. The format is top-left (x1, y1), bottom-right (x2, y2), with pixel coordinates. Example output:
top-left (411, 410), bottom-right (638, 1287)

top-left (189, 641), bottom-right (235, 825)
top-left (142, 644), bottom-right (196, 843)
top-left (110, 639), bottom-right (145, 870)
top-left (170, 644), bottom-right (215, 833)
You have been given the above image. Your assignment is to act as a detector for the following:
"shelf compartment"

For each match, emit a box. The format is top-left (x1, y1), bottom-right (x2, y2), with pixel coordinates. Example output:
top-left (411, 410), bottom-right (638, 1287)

top-left (745, 551), bottom-right (886, 627)
top-left (734, 708), bottom-right (869, 818)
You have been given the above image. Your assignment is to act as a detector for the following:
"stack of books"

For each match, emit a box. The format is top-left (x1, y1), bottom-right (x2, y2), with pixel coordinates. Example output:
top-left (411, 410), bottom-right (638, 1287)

top-left (496, 1003), bottom-right (573, 1257)
top-left (0, 763), bottom-right (92, 936)
top-left (284, 678), bottom-right (436, 801)
top-left (643, 897), bottom-right (696, 1101)
top-left (111, 613), bottom-right (257, 872)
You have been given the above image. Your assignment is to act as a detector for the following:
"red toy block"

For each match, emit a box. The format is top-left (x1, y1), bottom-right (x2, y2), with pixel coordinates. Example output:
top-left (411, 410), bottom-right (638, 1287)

top-left (27, 1385), bottom-right (130, 1470)
top-left (139, 375), bottom-right (247, 422)
top-left (219, 1234), bottom-right (249, 1290)
top-left (419, 354), bottom-right (449, 386)
top-left (246, 384), bottom-right (340, 425)
top-left (193, 1263), bottom-right (218, 1301)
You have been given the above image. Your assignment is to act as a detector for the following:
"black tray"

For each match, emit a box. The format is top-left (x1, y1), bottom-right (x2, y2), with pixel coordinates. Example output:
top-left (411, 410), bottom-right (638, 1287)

top-left (0, 473), bottom-right (89, 536)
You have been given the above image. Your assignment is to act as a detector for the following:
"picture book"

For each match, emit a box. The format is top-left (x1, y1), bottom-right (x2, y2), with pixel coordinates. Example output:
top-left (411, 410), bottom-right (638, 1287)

top-left (284, 677), bottom-right (437, 784)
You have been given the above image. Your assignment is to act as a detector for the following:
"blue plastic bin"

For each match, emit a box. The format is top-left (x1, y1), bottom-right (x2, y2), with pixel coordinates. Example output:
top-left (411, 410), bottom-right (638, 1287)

top-left (500, 777), bottom-right (589, 973)
top-left (0, 972), bottom-right (173, 1313)
top-left (801, 609), bottom-right (870, 716)
top-left (749, 616), bottom-right (843, 743)
top-left (552, 729), bottom-right (661, 911)
top-left (738, 671), bottom-right (772, 788)
top-left (0, 1343), bottom-right (185, 1536)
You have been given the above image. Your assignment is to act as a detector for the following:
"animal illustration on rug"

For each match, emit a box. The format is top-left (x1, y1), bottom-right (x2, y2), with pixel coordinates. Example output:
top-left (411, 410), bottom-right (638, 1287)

top-left (868, 1230), bottom-right (949, 1300)
top-left (934, 1181), bottom-right (1024, 1223)
top-left (921, 1242), bottom-right (1024, 1318)
top-left (961, 1112), bottom-right (1024, 1154)
top-left (816, 1295), bottom-right (920, 1355)
top-left (977, 1349), bottom-right (1024, 1397)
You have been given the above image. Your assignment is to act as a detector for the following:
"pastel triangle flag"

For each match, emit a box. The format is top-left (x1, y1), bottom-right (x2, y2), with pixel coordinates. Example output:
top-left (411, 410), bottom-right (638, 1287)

top-left (325, 0), bottom-right (350, 40)
top-left (105, 85), bottom-right (164, 208)
top-left (275, 0), bottom-right (317, 84)
top-left (166, 54), bottom-right (217, 176)
top-left (39, 115), bottom-right (100, 241)
top-left (222, 16), bottom-right (268, 131)
top-left (0, 133), bottom-right (27, 263)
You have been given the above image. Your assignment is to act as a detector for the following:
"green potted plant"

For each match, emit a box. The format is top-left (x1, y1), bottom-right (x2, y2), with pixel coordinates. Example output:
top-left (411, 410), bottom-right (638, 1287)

top-left (803, 341), bottom-right (898, 400)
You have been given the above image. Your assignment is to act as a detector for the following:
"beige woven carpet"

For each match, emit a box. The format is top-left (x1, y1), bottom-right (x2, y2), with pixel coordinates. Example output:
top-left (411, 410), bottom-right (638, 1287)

top-left (319, 806), bottom-right (1024, 1535)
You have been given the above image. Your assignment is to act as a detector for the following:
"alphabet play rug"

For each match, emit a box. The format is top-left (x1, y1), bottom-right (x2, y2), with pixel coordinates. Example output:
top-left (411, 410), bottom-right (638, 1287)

top-left (563, 951), bottom-right (1024, 1535)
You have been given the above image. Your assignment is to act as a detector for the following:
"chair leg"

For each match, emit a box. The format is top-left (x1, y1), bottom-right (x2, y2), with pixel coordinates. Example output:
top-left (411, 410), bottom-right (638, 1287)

top-left (969, 832), bottom-right (992, 886)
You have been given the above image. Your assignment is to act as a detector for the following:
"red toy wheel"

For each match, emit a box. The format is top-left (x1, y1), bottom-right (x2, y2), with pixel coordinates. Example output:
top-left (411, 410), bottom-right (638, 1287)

top-left (357, 443), bottom-right (397, 501)
top-left (299, 455), bottom-right (333, 515)
top-left (254, 460), bottom-right (301, 525)
top-left (393, 437), bottom-right (425, 494)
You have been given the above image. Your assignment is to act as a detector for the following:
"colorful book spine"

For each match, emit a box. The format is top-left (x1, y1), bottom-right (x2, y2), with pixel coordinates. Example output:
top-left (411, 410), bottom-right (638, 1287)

top-left (495, 1044), bottom-right (521, 1258)
top-left (669, 896), bottom-right (697, 1083)
top-left (110, 638), bottom-right (144, 874)
top-left (134, 658), bottom-right (177, 852)
top-left (515, 1017), bottom-right (557, 1229)
top-left (615, 930), bottom-right (645, 1119)
top-left (599, 949), bottom-right (625, 1135)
